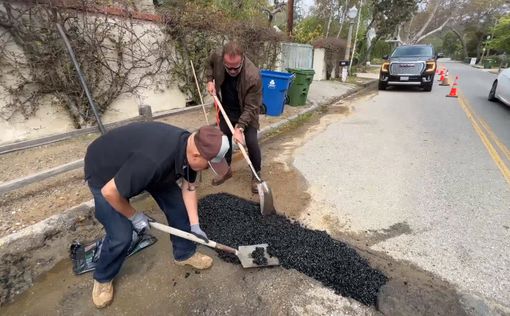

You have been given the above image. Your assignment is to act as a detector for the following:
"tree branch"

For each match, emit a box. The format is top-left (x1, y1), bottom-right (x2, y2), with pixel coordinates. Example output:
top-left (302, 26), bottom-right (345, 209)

top-left (414, 17), bottom-right (451, 43)
top-left (411, 0), bottom-right (440, 43)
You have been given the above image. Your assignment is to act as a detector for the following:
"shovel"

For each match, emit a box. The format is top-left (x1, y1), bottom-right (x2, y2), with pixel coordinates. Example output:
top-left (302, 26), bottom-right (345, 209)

top-left (149, 221), bottom-right (279, 268)
top-left (212, 95), bottom-right (276, 216)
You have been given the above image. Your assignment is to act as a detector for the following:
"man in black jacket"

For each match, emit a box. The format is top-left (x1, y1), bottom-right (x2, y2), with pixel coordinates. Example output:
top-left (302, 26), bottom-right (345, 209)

top-left (84, 122), bottom-right (229, 308)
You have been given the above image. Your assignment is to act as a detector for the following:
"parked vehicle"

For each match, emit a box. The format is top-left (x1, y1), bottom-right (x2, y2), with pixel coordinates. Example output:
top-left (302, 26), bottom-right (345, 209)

top-left (379, 45), bottom-right (442, 92)
top-left (488, 68), bottom-right (510, 106)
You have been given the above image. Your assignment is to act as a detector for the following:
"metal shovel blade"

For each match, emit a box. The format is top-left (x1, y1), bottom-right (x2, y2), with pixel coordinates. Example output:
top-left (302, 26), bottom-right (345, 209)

top-left (237, 244), bottom-right (280, 268)
top-left (258, 181), bottom-right (276, 216)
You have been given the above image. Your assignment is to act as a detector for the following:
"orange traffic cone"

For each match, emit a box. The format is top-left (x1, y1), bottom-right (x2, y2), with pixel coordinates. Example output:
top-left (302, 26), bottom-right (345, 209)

top-left (446, 76), bottom-right (459, 98)
top-left (438, 68), bottom-right (445, 82)
top-left (440, 71), bottom-right (450, 86)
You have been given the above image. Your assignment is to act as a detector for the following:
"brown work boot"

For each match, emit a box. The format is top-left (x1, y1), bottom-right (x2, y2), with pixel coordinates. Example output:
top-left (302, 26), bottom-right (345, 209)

top-left (174, 252), bottom-right (213, 269)
top-left (211, 168), bottom-right (232, 186)
top-left (92, 279), bottom-right (113, 309)
top-left (251, 172), bottom-right (261, 194)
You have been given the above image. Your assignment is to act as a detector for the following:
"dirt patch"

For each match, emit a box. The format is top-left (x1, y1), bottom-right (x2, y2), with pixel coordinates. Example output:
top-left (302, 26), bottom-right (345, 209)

top-left (0, 130), bottom-right (309, 238)
top-left (364, 222), bottom-right (413, 247)
top-left (0, 133), bottom-right (96, 182)
top-left (0, 104), bottom-right (311, 183)
top-left (0, 170), bottom-right (90, 237)
top-left (0, 103), bottom-right (311, 238)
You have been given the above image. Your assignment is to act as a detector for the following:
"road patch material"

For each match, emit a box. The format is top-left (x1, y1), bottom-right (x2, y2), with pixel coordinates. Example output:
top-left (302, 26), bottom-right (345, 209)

top-left (199, 193), bottom-right (388, 306)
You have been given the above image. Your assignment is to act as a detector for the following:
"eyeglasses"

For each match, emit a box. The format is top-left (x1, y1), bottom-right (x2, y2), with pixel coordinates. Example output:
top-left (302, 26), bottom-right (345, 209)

top-left (224, 59), bottom-right (244, 72)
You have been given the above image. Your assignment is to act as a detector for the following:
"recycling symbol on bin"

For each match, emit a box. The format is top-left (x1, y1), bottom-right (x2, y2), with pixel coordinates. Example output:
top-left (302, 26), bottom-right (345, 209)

top-left (268, 79), bottom-right (276, 89)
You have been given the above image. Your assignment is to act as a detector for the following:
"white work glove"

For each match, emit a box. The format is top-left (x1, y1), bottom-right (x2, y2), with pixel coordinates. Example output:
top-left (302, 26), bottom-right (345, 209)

top-left (129, 212), bottom-right (150, 234)
top-left (190, 224), bottom-right (209, 242)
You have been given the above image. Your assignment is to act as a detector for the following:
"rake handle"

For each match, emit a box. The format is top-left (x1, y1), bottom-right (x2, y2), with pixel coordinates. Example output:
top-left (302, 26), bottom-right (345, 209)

top-left (213, 95), bottom-right (262, 183)
top-left (149, 222), bottom-right (237, 255)
top-left (190, 60), bottom-right (209, 125)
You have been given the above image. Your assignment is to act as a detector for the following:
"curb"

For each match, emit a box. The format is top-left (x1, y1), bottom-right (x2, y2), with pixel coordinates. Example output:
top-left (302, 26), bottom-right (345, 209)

top-left (0, 79), bottom-right (377, 306)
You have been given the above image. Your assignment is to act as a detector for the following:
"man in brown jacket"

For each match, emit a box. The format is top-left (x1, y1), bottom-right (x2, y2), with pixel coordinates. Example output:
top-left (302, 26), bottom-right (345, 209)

top-left (206, 41), bottom-right (263, 194)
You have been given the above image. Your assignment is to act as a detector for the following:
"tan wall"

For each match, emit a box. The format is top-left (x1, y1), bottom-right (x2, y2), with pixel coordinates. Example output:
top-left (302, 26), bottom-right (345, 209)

top-left (0, 4), bottom-right (187, 145)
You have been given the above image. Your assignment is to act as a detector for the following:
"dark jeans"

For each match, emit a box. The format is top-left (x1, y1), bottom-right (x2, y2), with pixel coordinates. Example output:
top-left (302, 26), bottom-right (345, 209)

top-left (219, 116), bottom-right (261, 173)
top-left (90, 184), bottom-right (196, 283)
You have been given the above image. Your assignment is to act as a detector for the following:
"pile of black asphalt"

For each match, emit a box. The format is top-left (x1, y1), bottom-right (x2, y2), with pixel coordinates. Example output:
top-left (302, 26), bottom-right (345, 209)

top-left (250, 246), bottom-right (268, 266)
top-left (199, 193), bottom-right (388, 306)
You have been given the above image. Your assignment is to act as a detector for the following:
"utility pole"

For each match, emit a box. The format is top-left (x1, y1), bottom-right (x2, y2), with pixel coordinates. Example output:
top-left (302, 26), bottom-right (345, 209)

top-left (287, 0), bottom-right (294, 39)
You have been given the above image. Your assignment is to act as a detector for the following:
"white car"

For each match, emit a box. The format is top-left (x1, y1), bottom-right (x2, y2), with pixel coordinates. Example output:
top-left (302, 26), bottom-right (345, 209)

top-left (489, 68), bottom-right (510, 106)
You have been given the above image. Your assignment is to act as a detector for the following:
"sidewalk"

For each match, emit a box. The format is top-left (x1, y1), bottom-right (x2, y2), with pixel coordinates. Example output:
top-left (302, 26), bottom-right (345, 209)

top-left (157, 80), bottom-right (357, 140)
top-left (0, 78), bottom-right (375, 307)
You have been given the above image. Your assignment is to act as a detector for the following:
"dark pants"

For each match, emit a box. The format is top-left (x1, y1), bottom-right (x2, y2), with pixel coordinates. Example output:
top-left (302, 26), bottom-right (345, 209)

top-left (219, 116), bottom-right (261, 173)
top-left (90, 184), bottom-right (196, 283)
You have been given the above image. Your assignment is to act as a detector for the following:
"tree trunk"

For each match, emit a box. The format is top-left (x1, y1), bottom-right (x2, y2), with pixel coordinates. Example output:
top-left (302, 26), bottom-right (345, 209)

top-left (336, 1), bottom-right (349, 38)
top-left (287, 0), bottom-right (294, 38)
top-left (325, 10), bottom-right (333, 37)
top-left (58, 93), bottom-right (84, 129)
top-left (401, 14), bottom-right (415, 44)
top-left (476, 36), bottom-right (484, 59)
top-left (365, 35), bottom-right (380, 64)
top-left (449, 27), bottom-right (468, 58)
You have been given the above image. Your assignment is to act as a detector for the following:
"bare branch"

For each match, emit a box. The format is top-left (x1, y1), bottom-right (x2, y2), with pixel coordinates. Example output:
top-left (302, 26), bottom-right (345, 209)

top-left (414, 17), bottom-right (451, 43)
top-left (410, 0), bottom-right (441, 43)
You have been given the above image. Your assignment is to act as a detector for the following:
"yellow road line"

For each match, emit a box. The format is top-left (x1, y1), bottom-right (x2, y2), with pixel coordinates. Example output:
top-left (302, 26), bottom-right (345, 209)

top-left (478, 118), bottom-right (510, 162)
top-left (462, 97), bottom-right (510, 161)
top-left (457, 94), bottom-right (510, 185)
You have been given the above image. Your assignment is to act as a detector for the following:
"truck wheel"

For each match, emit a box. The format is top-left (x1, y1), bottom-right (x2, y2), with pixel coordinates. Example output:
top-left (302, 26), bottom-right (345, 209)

top-left (378, 82), bottom-right (387, 90)
top-left (423, 84), bottom-right (433, 92)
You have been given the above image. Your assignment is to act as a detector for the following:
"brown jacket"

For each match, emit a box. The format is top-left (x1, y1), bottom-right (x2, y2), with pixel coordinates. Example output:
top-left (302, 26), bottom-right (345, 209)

top-left (205, 50), bottom-right (262, 129)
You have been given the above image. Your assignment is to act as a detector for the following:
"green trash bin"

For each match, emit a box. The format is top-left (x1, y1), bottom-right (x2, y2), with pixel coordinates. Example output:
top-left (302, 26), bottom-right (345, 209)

top-left (483, 59), bottom-right (494, 69)
top-left (286, 68), bottom-right (315, 106)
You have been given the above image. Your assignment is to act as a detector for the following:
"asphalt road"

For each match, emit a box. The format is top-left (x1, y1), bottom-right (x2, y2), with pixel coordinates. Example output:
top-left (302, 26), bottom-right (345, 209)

top-left (444, 62), bottom-right (510, 150)
top-left (294, 61), bottom-right (510, 313)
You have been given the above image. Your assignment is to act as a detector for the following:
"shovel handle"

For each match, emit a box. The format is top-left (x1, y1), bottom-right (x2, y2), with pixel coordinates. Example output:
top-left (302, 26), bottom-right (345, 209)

top-left (213, 243), bottom-right (238, 254)
top-left (149, 222), bottom-right (238, 255)
top-left (213, 95), bottom-right (262, 183)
